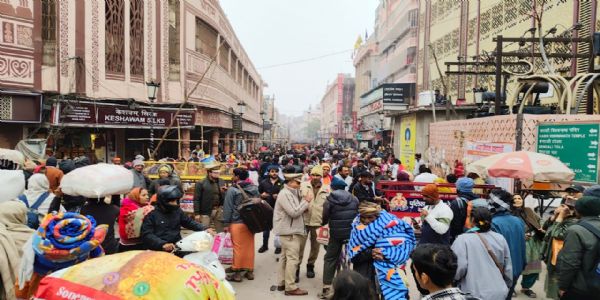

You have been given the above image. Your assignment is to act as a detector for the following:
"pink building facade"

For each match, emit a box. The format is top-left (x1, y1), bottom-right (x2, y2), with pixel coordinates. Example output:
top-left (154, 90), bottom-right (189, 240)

top-left (0, 0), bottom-right (262, 161)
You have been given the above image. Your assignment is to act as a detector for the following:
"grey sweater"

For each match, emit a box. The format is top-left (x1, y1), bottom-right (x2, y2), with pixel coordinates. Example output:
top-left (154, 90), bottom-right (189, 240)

top-left (451, 231), bottom-right (513, 300)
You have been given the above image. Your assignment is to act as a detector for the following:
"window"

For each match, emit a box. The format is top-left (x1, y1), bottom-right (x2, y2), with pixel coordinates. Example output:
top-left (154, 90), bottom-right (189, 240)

top-left (168, 0), bottom-right (180, 79)
top-left (105, 0), bottom-right (125, 74)
top-left (406, 47), bottom-right (416, 65)
top-left (129, 0), bottom-right (144, 76)
top-left (195, 17), bottom-right (218, 57)
top-left (219, 41), bottom-right (230, 72)
top-left (42, 0), bottom-right (57, 66)
top-left (237, 62), bottom-right (242, 84)
top-left (230, 53), bottom-right (238, 76)
top-left (408, 9), bottom-right (418, 28)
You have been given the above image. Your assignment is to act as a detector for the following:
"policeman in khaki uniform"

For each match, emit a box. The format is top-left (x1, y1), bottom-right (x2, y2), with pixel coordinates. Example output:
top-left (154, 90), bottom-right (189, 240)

top-left (273, 171), bottom-right (311, 296)
top-left (298, 165), bottom-right (331, 279)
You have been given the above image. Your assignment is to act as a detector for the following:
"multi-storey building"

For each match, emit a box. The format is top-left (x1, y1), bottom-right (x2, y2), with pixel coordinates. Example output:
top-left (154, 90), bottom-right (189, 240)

top-left (319, 74), bottom-right (355, 146)
top-left (0, 0), bottom-right (263, 161)
top-left (354, 0), bottom-right (418, 149)
top-left (417, 0), bottom-right (598, 107)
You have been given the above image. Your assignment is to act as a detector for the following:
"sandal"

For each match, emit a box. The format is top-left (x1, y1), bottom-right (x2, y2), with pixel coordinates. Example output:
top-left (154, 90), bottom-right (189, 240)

top-left (521, 289), bottom-right (537, 298)
top-left (226, 272), bottom-right (242, 282)
top-left (244, 271), bottom-right (255, 280)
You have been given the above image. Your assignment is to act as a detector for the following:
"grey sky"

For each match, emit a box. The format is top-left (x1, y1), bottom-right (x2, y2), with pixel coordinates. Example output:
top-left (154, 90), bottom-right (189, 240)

top-left (220, 0), bottom-right (379, 116)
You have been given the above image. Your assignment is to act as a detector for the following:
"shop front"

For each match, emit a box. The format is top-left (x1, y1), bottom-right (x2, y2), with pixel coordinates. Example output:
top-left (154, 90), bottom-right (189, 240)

top-left (0, 91), bottom-right (42, 149)
top-left (50, 100), bottom-right (196, 162)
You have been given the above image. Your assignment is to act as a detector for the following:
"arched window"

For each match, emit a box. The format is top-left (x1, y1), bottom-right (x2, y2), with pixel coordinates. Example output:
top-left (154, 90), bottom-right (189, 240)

top-left (42, 0), bottom-right (56, 66)
top-left (129, 0), bottom-right (144, 77)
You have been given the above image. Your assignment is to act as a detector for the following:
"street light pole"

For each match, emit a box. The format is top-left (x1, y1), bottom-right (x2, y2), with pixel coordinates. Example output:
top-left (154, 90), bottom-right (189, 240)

top-left (146, 81), bottom-right (160, 160)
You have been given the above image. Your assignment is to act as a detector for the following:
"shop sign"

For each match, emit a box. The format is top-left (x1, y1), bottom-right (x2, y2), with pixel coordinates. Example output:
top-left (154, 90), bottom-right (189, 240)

top-left (465, 141), bottom-right (514, 191)
top-left (55, 102), bottom-right (196, 128)
top-left (232, 115), bottom-right (242, 132)
top-left (360, 100), bottom-right (383, 114)
top-left (399, 114), bottom-right (417, 172)
top-left (382, 83), bottom-right (414, 104)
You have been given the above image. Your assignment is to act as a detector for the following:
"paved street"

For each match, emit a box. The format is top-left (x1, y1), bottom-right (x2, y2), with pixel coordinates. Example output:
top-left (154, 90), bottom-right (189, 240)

top-left (228, 233), bottom-right (547, 299)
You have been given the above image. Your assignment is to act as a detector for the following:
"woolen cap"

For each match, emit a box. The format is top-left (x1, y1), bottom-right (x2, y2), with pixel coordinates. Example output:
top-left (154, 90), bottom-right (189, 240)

top-left (574, 196), bottom-right (600, 217)
top-left (133, 159), bottom-right (144, 167)
top-left (456, 177), bottom-right (474, 193)
top-left (311, 165), bottom-right (323, 176)
top-left (422, 184), bottom-right (439, 200)
top-left (331, 177), bottom-right (347, 189)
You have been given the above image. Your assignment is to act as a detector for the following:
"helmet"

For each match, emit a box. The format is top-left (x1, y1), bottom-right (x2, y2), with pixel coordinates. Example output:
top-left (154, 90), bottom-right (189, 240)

top-left (157, 185), bottom-right (183, 204)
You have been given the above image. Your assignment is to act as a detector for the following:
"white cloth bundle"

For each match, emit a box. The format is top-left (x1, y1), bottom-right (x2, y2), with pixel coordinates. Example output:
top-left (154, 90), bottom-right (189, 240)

top-left (60, 163), bottom-right (133, 198)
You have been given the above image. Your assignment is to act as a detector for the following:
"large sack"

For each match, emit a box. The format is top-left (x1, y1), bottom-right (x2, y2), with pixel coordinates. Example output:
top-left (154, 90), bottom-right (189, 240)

top-left (0, 148), bottom-right (25, 168)
top-left (34, 251), bottom-right (235, 300)
top-left (0, 170), bottom-right (25, 202)
top-left (60, 163), bottom-right (133, 198)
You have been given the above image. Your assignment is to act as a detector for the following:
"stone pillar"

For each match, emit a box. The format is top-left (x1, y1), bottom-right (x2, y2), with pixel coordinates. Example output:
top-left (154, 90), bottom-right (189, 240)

top-left (224, 133), bottom-right (231, 153)
top-left (211, 131), bottom-right (219, 156)
top-left (232, 134), bottom-right (238, 153)
top-left (248, 134), bottom-right (255, 152)
top-left (181, 129), bottom-right (191, 160)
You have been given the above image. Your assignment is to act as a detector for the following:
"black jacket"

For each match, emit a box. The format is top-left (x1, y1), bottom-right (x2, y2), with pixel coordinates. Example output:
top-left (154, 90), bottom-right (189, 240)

top-left (258, 177), bottom-right (283, 207)
top-left (352, 166), bottom-right (367, 178)
top-left (141, 206), bottom-right (205, 250)
top-left (80, 202), bottom-right (120, 254)
top-left (351, 183), bottom-right (381, 203)
top-left (322, 190), bottom-right (359, 240)
top-left (193, 177), bottom-right (225, 215)
top-left (448, 191), bottom-right (479, 242)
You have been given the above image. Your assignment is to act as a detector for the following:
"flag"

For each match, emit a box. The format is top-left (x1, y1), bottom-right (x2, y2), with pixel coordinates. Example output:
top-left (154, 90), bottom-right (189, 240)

top-left (354, 35), bottom-right (363, 50)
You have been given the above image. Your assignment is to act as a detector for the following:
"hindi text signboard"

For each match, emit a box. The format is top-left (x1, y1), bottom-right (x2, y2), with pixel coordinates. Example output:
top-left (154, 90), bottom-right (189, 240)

top-left (537, 123), bottom-right (599, 183)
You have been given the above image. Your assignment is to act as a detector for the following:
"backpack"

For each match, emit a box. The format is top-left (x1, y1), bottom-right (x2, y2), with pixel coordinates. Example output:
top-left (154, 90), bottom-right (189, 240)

top-left (236, 184), bottom-right (273, 234)
top-left (578, 221), bottom-right (600, 293)
top-left (18, 191), bottom-right (49, 229)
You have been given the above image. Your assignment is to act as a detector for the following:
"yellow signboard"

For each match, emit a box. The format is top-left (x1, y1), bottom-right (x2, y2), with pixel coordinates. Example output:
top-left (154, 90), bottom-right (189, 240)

top-left (399, 114), bottom-right (416, 172)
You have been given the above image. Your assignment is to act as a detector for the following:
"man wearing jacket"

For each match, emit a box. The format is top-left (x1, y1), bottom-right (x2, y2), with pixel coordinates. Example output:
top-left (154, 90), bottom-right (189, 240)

top-left (489, 188), bottom-right (526, 300)
top-left (274, 169), bottom-right (311, 296)
top-left (142, 185), bottom-right (211, 252)
top-left (193, 163), bottom-right (226, 232)
top-left (557, 196), bottom-right (600, 299)
top-left (258, 165), bottom-right (284, 253)
top-left (131, 159), bottom-right (150, 189)
top-left (222, 168), bottom-right (260, 282)
top-left (298, 165), bottom-right (331, 279)
top-left (448, 177), bottom-right (478, 242)
top-left (319, 177), bottom-right (359, 298)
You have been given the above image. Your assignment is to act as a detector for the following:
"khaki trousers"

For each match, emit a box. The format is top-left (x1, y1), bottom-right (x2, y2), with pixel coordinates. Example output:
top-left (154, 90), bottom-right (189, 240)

top-left (298, 225), bottom-right (320, 266)
top-left (278, 234), bottom-right (304, 291)
top-left (200, 207), bottom-right (224, 232)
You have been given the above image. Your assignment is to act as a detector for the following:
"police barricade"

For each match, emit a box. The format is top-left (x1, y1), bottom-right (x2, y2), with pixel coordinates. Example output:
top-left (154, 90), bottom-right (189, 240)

top-left (143, 161), bottom-right (236, 214)
top-left (376, 181), bottom-right (496, 235)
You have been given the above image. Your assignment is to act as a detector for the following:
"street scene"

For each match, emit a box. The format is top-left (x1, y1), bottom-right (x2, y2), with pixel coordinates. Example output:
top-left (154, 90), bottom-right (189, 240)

top-left (1, 0), bottom-right (600, 299)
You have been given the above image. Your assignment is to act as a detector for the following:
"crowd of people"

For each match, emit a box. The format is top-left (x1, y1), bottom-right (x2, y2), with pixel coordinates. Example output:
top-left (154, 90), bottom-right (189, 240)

top-left (0, 145), bottom-right (599, 300)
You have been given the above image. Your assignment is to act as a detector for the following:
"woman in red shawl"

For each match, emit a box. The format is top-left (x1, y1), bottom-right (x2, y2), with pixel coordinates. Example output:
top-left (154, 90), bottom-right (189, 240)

top-left (118, 187), bottom-right (154, 252)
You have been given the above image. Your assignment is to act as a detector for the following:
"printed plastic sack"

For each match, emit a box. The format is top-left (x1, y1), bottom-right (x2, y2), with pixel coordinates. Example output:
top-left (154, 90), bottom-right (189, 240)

top-left (34, 251), bottom-right (234, 300)
top-left (0, 170), bottom-right (25, 202)
top-left (212, 233), bottom-right (233, 265)
top-left (183, 251), bottom-right (235, 295)
top-left (176, 231), bottom-right (214, 252)
top-left (316, 225), bottom-right (330, 245)
top-left (60, 163), bottom-right (134, 198)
